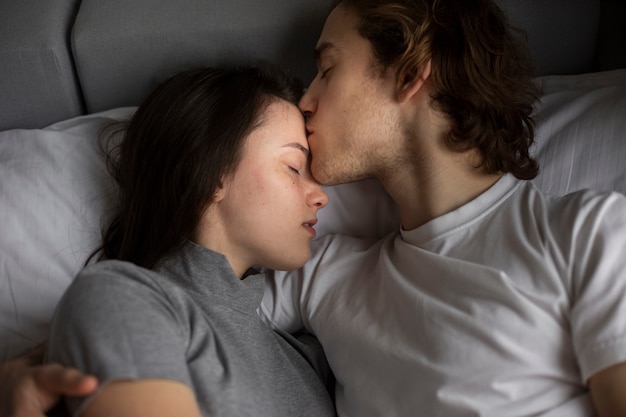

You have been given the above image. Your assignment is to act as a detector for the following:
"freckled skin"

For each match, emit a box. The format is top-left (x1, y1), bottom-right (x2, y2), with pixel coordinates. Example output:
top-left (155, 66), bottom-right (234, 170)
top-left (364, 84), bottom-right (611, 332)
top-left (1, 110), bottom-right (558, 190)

top-left (198, 100), bottom-right (328, 276)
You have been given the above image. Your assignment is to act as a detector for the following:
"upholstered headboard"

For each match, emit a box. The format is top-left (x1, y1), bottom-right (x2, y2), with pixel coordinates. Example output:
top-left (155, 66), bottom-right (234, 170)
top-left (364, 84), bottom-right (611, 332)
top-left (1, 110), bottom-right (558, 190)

top-left (1, 0), bottom-right (625, 131)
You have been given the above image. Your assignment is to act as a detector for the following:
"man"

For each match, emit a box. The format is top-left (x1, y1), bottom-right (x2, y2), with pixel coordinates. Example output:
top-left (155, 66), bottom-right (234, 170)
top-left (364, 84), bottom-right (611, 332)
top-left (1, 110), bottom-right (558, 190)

top-left (261, 1), bottom-right (626, 416)
top-left (3, 0), bottom-right (626, 416)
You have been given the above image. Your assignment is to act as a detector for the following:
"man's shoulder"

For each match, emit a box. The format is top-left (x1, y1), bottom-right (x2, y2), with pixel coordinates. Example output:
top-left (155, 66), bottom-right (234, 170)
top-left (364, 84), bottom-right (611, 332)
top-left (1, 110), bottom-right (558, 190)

top-left (512, 180), bottom-right (623, 215)
top-left (510, 183), bottom-right (626, 250)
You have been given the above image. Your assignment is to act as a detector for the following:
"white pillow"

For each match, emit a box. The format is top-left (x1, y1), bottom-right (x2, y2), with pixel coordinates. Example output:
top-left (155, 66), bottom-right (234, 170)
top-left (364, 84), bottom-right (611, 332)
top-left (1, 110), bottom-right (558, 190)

top-left (316, 179), bottom-right (398, 238)
top-left (0, 107), bottom-right (134, 361)
top-left (1, 69), bottom-right (625, 362)
top-left (532, 69), bottom-right (626, 195)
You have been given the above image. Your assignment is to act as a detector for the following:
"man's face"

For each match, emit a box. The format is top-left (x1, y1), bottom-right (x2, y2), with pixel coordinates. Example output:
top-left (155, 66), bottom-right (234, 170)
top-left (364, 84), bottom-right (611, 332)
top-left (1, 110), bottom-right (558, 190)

top-left (299, 4), bottom-right (401, 186)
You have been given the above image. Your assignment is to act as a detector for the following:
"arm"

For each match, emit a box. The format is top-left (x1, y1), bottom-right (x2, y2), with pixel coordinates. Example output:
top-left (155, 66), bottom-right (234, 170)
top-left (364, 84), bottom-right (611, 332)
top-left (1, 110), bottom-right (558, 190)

top-left (589, 361), bottom-right (626, 417)
top-left (81, 379), bottom-right (202, 417)
top-left (0, 344), bottom-right (97, 417)
top-left (568, 193), bottom-right (626, 417)
top-left (46, 265), bottom-right (200, 415)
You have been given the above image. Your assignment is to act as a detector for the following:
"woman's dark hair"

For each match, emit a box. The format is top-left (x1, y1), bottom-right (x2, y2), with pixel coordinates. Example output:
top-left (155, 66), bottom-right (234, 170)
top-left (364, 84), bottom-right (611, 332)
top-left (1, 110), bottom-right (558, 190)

top-left (90, 65), bottom-right (304, 269)
top-left (334, 0), bottom-right (540, 179)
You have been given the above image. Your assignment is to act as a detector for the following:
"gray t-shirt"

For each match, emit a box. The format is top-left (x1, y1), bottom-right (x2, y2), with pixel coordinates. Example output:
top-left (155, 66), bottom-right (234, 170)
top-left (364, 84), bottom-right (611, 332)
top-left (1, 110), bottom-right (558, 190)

top-left (45, 241), bottom-right (336, 417)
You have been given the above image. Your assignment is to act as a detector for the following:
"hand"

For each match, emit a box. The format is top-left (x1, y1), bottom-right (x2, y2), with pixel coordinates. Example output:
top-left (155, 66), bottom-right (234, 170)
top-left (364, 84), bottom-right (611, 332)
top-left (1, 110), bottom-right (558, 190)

top-left (0, 346), bottom-right (98, 417)
top-left (589, 361), bottom-right (626, 417)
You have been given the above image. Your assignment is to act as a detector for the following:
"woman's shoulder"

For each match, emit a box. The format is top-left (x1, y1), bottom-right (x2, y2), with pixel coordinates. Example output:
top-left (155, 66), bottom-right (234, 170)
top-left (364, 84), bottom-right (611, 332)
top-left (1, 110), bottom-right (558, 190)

top-left (68, 259), bottom-right (180, 305)
top-left (54, 259), bottom-right (191, 339)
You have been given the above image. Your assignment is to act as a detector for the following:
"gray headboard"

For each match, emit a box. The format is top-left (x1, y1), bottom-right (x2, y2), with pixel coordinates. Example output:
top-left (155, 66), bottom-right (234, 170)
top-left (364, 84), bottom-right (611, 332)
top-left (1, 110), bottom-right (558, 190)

top-left (1, 0), bottom-right (625, 131)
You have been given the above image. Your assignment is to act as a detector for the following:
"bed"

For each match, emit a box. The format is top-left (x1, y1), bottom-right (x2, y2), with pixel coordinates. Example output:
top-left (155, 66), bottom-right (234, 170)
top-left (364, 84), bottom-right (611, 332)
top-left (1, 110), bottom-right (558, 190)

top-left (0, 0), bottom-right (625, 363)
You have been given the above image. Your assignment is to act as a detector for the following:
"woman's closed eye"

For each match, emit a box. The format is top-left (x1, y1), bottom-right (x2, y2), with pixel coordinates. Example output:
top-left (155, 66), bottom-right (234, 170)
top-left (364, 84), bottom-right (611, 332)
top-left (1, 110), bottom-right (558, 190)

top-left (289, 166), bottom-right (301, 175)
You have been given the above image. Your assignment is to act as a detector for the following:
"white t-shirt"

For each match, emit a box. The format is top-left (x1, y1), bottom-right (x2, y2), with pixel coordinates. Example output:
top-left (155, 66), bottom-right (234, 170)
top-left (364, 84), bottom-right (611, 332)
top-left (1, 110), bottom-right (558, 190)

top-left (261, 175), bottom-right (626, 417)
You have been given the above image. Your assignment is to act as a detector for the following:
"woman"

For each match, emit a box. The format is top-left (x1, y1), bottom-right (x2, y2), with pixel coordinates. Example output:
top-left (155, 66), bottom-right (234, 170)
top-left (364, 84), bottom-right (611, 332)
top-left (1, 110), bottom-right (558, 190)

top-left (39, 65), bottom-right (334, 417)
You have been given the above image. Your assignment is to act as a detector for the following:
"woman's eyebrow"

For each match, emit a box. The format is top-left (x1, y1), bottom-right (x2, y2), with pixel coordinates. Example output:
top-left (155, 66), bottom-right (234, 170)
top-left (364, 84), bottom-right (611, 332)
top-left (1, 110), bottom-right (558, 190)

top-left (283, 142), bottom-right (309, 157)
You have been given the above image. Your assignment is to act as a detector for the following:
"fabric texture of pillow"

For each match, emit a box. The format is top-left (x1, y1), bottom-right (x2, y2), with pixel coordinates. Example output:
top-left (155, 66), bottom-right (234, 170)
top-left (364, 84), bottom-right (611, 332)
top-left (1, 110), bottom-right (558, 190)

top-left (0, 69), bottom-right (625, 362)
top-left (0, 108), bottom-right (134, 361)
top-left (531, 69), bottom-right (626, 195)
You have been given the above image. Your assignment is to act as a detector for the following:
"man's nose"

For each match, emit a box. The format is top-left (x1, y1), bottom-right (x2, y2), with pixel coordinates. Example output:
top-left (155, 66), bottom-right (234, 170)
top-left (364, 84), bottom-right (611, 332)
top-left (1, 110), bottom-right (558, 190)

top-left (298, 88), bottom-right (317, 116)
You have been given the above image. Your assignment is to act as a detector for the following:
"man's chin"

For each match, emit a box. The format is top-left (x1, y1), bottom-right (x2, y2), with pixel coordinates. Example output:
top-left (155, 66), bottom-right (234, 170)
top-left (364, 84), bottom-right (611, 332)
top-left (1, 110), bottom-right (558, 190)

top-left (311, 165), bottom-right (341, 186)
top-left (311, 165), bottom-right (366, 187)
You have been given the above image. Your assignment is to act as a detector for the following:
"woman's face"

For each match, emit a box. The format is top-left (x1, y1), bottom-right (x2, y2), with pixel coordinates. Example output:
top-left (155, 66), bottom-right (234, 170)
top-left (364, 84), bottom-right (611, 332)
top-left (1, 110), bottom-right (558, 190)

top-left (200, 99), bottom-right (328, 277)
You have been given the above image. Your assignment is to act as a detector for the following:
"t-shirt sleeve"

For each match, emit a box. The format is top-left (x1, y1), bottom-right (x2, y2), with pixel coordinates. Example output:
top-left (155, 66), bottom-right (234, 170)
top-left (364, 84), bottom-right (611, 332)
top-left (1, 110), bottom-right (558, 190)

top-left (260, 268), bottom-right (307, 334)
top-left (259, 236), bottom-right (340, 334)
top-left (260, 234), bottom-right (379, 337)
top-left (569, 191), bottom-right (626, 382)
top-left (45, 262), bottom-right (193, 413)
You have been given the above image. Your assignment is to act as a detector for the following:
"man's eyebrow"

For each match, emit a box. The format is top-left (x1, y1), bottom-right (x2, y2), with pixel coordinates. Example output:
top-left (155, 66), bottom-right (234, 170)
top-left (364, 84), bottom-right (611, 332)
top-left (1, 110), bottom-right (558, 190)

top-left (314, 42), bottom-right (337, 63)
top-left (283, 142), bottom-right (310, 157)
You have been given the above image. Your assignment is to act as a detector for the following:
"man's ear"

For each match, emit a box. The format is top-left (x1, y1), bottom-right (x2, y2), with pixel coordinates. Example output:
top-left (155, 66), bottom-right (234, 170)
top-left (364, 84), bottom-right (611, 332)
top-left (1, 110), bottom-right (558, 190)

top-left (397, 59), bottom-right (432, 103)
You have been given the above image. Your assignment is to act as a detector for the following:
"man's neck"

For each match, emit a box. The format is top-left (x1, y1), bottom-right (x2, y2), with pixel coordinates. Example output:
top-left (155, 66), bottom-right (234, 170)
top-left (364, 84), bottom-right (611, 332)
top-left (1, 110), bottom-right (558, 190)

top-left (380, 149), bottom-right (503, 231)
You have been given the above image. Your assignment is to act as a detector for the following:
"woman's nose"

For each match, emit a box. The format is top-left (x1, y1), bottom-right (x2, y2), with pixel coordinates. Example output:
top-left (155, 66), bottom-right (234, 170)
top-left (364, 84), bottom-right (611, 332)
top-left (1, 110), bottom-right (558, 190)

top-left (311, 185), bottom-right (328, 210)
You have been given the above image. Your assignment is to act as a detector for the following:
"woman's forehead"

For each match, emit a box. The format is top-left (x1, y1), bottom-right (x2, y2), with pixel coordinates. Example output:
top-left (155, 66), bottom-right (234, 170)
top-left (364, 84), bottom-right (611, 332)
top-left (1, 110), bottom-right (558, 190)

top-left (247, 100), bottom-right (308, 150)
